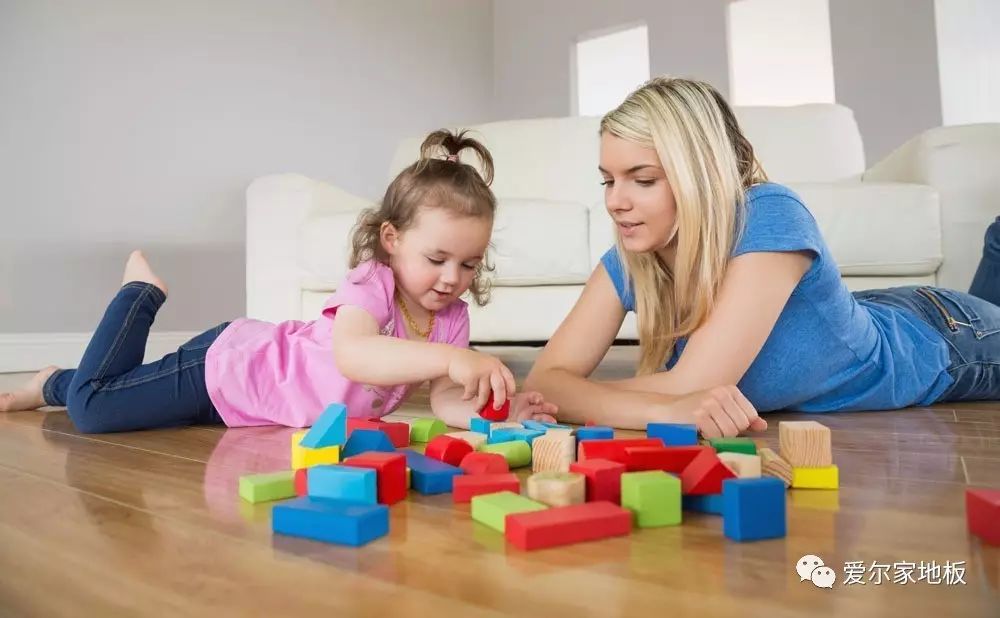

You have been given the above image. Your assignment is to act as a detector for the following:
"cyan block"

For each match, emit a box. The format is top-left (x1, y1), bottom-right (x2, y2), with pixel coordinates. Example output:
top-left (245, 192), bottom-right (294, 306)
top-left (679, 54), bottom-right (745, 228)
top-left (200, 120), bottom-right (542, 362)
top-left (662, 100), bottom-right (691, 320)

top-left (683, 493), bottom-right (725, 515)
top-left (722, 477), bottom-right (787, 542)
top-left (521, 420), bottom-right (547, 432)
top-left (342, 429), bottom-right (395, 458)
top-left (272, 496), bottom-right (388, 547)
top-left (470, 417), bottom-right (493, 434)
top-left (487, 428), bottom-right (544, 446)
top-left (299, 403), bottom-right (347, 448)
top-left (307, 465), bottom-right (377, 504)
top-left (403, 449), bottom-right (463, 494)
top-left (647, 422), bottom-right (698, 446)
top-left (576, 426), bottom-right (614, 441)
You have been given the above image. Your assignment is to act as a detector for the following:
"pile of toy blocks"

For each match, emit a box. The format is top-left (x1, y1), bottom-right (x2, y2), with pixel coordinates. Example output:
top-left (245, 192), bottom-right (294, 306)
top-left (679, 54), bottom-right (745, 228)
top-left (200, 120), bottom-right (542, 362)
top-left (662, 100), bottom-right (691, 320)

top-left (238, 401), bottom-right (851, 550)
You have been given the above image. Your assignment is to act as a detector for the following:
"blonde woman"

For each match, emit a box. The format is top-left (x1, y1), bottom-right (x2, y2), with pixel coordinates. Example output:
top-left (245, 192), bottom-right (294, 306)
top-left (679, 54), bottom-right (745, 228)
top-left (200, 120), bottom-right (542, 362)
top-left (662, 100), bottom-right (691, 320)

top-left (525, 76), bottom-right (1000, 437)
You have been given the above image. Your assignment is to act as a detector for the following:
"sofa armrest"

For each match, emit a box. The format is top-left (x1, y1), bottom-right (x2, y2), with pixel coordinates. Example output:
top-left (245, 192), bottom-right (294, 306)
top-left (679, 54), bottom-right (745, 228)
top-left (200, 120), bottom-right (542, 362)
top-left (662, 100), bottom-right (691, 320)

top-left (246, 173), bottom-right (373, 322)
top-left (863, 124), bottom-right (1000, 290)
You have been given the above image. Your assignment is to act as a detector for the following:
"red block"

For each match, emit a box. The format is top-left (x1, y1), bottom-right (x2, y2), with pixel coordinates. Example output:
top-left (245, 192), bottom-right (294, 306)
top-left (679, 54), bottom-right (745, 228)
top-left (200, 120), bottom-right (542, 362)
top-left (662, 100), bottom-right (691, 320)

top-left (966, 487), bottom-right (1000, 545)
top-left (479, 391), bottom-right (511, 421)
top-left (342, 451), bottom-right (407, 505)
top-left (294, 468), bottom-right (308, 497)
top-left (425, 434), bottom-right (474, 467)
top-left (506, 501), bottom-right (632, 550)
top-left (460, 452), bottom-right (510, 475)
top-left (452, 473), bottom-right (521, 503)
top-left (577, 438), bottom-right (664, 464)
top-left (624, 445), bottom-right (708, 472)
top-left (680, 448), bottom-right (736, 495)
top-left (570, 458), bottom-right (626, 503)
top-left (346, 418), bottom-right (409, 448)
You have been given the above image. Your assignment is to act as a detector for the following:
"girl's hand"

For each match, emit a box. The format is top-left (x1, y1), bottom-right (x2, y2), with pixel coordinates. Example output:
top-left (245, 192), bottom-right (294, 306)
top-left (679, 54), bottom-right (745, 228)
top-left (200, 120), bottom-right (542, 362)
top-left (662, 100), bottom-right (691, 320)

top-left (673, 385), bottom-right (767, 439)
top-left (447, 348), bottom-right (517, 411)
top-left (509, 391), bottom-right (559, 424)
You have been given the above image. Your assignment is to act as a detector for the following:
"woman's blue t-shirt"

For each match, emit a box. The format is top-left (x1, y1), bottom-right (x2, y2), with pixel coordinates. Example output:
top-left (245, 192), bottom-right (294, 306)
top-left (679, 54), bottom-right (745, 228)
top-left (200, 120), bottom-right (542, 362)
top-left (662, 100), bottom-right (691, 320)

top-left (600, 182), bottom-right (954, 412)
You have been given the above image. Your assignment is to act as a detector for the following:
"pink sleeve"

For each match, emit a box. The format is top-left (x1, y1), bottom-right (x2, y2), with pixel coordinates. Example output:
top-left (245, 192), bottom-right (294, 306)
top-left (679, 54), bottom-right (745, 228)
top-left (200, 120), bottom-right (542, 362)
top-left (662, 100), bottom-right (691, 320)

top-left (445, 304), bottom-right (471, 348)
top-left (322, 262), bottom-right (393, 326)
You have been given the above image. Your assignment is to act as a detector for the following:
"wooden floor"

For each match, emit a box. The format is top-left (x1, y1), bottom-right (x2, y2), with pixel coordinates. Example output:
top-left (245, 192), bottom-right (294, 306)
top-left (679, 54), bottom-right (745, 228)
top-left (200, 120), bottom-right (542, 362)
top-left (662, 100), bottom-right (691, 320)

top-left (1, 347), bottom-right (998, 616)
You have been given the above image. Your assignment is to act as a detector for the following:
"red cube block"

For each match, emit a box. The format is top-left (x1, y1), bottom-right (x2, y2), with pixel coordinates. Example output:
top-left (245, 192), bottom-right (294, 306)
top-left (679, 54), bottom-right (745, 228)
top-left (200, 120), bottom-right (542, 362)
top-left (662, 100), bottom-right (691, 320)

top-left (680, 448), bottom-right (736, 495)
top-left (425, 434), bottom-right (474, 467)
top-left (506, 501), bottom-right (632, 550)
top-left (479, 391), bottom-right (511, 421)
top-left (569, 458), bottom-right (626, 503)
top-left (294, 468), bottom-right (308, 497)
top-left (452, 473), bottom-right (521, 503)
top-left (577, 438), bottom-right (664, 464)
top-left (966, 487), bottom-right (1000, 545)
top-left (342, 451), bottom-right (407, 505)
top-left (460, 452), bottom-right (510, 475)
top-left (624, 445), bottom-right (708, 472)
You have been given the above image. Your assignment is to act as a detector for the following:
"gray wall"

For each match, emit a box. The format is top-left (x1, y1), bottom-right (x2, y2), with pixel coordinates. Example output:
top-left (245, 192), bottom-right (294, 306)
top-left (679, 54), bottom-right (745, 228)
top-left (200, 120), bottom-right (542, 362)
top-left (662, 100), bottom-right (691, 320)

top-left (0, 0), bottom-right (494, 332)
top-left (492, 0), bottom-right (731, 119)
top-left (830, 0), bottom-right (943, 163)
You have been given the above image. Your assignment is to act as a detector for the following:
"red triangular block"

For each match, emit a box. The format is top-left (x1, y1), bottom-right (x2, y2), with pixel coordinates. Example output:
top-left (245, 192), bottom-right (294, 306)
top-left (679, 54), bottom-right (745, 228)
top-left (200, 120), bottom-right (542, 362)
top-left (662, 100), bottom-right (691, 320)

top-left (681, 448), bottom-right (736, 495)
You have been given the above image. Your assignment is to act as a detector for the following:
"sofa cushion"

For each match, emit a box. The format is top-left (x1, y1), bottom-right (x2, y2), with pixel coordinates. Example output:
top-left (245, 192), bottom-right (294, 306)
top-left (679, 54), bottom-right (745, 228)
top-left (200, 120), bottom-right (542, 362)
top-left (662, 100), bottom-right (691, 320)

top-left (298, 211), bottom-right (356, 283)
top-left (489, 199), bottom-right (591, 285)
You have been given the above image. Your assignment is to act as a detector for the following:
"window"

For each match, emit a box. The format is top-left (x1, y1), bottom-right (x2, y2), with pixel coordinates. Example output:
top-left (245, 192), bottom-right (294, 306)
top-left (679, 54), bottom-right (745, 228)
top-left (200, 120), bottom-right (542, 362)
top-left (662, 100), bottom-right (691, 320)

top-left (573, 24), bottom-right (650, 116)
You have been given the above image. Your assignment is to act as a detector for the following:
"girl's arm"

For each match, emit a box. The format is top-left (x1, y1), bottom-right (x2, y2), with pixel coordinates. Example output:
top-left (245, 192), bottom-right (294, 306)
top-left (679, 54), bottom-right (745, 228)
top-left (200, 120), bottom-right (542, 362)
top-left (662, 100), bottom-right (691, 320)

top-left (429, 376), bottom-right (560, 429)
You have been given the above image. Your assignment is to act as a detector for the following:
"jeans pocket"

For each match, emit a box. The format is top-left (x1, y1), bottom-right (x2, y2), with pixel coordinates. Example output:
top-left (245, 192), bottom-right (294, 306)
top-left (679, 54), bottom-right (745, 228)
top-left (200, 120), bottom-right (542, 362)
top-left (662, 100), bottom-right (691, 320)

top-left (923, 288), bottom-right (1000, 339)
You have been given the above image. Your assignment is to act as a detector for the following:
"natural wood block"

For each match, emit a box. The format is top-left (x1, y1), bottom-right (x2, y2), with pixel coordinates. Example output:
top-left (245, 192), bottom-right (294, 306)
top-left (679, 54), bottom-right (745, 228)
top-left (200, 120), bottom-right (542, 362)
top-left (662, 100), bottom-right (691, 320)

top-left (778, 421), bottom-right (832, 467)
top-left (446, 430), bottom-right (487, 451)
top-left (758, 448), bottom-right (792, 487)
top-left (718, 452), bottom-right (761, 478)
top-left (531, 432), bottom-right (575, 472)
top-left (526, 471), bottom-right (586, 507)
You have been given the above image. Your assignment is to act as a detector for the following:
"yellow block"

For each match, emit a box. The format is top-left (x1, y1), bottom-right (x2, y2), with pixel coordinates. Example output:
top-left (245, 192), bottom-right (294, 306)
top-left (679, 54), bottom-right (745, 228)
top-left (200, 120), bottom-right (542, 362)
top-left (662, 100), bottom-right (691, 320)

top-left (291, 430), bottom-right (341, 469)
top-left (791, 465), bottom-right (839, 490)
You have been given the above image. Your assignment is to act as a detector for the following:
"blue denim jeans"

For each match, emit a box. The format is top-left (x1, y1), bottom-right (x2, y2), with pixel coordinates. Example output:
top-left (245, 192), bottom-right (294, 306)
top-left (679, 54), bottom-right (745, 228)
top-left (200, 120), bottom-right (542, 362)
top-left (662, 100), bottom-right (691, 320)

top-left (43, 282), bottom-right (228, 433)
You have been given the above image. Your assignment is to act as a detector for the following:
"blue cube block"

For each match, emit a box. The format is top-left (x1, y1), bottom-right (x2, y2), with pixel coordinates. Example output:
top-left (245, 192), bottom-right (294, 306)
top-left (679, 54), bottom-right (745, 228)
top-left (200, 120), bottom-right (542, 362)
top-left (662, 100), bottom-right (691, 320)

top-left (576, 426), bottom-right (614, 441)
top-left (647, 422), bottom-right (698, 446)
top-left (299, 402), bottom-right (347, 448)
top-left (722, 477), bottom-right (786, 542)
top-left (308, 465), bottom-right (377, 504)
top-left (521, 420), bottom-right (547, 432)
top-left (342, 429), bottom-right (395, 458)
top-left (541, 421), bottom-right (573, 430)
top-left (470, 417), bottom-right (493, 434)
top-left (683, 493), bottom-right (725, 515)
top-left (403, 449), bottom-right (463, 494)
top-left (273, 497), bottom-right (388, 546)
top-left (487, 427), bottom-right (544, 445)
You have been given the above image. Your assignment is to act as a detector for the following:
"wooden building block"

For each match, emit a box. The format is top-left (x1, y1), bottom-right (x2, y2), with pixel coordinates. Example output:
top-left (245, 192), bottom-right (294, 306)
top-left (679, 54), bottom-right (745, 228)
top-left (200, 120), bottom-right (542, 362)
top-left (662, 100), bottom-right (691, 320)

top-left (341, 429), bottom-right (395, 458)
top-left (708, 437), bottom-right (757, 455)
top-left (481, 441), bottom-right (532, 468)
top-left (452, 473), bottom-right (521, 503)
top-left (722, 477), bottom-right (786, 541)
top-left (291, 430), bottom-right (341, 469)
top-left (682, 493), bottom-right (724, 515)
top-left (778, 420), bottom-right (832, 467)
top-left (345, 418), bottom-right (409, 448)
top-left (424, 434), bottom-right (474, 467)
top-left (575, 426), bottom-right (614, 441)
top-left (791, 465), bottom-right (839, 489)
top-left (343, 452), bottom-right (407, 505)
top-left (272, 497), bottom-right (388, 547)
top-left (624, 445), bottom-right (708, 472)
top-left (487, 427), bottom-right (545, 446)
top-left (409, 418), bottom-right (447, 443)
top-left (402, 449), bottom-right (463, 494)
top-left (570, 459), bottom-right (625, 503)
top-left (445, 430), bottom-right (487, 451)
top-left (470, 491), bottom-right (547, 532)
top-left (470, 417), bottom-right (493, 434)
top-left (294, 468), bottom-right (308, 497)
top-left (307, 465), bottom-right (377, 504)
top-left (966, 487), bottom-right (1000, 545)
top-left (460, 452), bottom-right (510, 475)
top-left (239, 471), bottom-right (296, 503)
top-left (505, 501), bottom-right (632, 550)
top-left (526, 471), bottom-right (586, 507)
top-left (299, 403), bottom-right (346, 448)
top-left (621, 471), bottom-right (681, 527)
top-left (646, 422), bottom-right (699, 446)
top-left (758, 447), bottom-right (792, 487)
top-left (680, 448), bottom-right (737, 495)
top-left (531, 432), bottom-right (576, 473)
top-left (577, 438), bottom-right (664, 464)
top-left (479, 391), bottom-right (511, 421)
top-left (718, 452), bottom-right (761, 478)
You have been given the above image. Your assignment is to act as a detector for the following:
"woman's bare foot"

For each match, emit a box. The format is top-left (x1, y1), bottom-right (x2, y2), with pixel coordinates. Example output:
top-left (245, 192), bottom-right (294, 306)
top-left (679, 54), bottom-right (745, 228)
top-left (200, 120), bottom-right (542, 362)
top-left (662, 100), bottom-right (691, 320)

top-left (122, 250), bottom-right (168, 297)
top-left (0, 366), bottom-right (59, 412)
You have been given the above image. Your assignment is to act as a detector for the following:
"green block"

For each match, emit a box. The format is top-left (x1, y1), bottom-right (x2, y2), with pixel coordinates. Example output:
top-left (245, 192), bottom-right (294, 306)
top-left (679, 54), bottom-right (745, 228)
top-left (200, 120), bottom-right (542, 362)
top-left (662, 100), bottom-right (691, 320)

top-left (621, 471), bottom-right (681, 527)
top-left (471, 491), bottom-right (547, 532)
top-left (481, 441), bottom-right (531, 468)
top-left (410, 418), bottom-right (447, 443)
top-left (239, 471), bottom-right (296, 503)
top-left (709, 437), bottom-right (757, 455)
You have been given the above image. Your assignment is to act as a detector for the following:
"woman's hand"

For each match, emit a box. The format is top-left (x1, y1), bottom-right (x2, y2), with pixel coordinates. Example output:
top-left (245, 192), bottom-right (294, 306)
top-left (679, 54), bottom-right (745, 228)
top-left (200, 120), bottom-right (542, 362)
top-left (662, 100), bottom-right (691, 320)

top-left (447, 348), bottom-right (517, 411)
top-left (670, 385), bottom-right (767, 438)
top-left (509, 391), bottom-right (559, 424)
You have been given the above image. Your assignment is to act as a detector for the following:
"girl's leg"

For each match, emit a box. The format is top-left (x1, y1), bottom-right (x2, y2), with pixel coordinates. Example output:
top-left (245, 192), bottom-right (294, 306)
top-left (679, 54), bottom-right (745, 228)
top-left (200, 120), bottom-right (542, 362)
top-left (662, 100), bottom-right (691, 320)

top-left (968, 216), bottom-right (1000, 306)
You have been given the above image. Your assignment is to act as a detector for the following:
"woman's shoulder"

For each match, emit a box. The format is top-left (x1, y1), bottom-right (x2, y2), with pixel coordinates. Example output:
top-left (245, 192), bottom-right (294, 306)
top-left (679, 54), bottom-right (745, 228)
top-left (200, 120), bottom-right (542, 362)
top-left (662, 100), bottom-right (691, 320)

top-left (745, 181), bottom-right (806, 206)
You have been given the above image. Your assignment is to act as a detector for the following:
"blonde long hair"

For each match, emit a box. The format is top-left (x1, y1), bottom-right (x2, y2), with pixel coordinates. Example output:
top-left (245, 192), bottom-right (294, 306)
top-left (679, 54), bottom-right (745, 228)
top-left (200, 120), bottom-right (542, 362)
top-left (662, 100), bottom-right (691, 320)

top-left (601, 77), bottom-right (767, 375)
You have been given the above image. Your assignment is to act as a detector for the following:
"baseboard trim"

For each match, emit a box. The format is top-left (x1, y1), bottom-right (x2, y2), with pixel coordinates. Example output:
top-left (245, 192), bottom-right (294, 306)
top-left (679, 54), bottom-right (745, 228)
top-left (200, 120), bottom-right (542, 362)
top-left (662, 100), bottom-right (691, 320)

top-left (0, 332), bottom-right (201, 373)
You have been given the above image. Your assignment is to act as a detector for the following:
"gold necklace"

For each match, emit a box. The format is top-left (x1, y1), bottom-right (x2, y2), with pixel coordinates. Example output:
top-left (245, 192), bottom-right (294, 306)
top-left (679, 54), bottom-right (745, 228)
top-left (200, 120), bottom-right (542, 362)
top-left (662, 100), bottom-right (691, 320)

top-left (396, 290), bottom-right (435, 339)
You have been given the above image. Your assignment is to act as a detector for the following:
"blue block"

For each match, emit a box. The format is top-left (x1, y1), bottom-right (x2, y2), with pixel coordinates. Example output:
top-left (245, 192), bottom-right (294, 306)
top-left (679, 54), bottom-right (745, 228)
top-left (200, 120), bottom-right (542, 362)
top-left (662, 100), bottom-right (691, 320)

top-left (576, 426), bottom-right (614, 441)
top-left (300, 403), bottom-right (347, 448)
top-left (273, 496), bottom-right (388, 546)
top-left (402, 449), bottom-right (463, 494)
top-left (647, 422), bottom-right (698, 446)
top-left (308, 465), bottom-right (377, 504)
top-left (487, 427), bottom-right (544, 446)
top-left (683, 493), bottom-right (725, 515)
top-left (521, 420), bottom-right (547, 432)
top-left (470, 417), bottom-right (493, 434)
top-left (722, 477), bottom-right (787, 542)
top-left (541, 422), bottom-right (573, 430)
top-left (342, 429), bottom-right (395, 458)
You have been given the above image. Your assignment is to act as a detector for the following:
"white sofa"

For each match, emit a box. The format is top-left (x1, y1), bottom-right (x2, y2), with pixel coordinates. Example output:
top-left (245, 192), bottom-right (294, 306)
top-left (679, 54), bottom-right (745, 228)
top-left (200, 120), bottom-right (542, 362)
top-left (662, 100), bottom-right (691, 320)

top-left (246, 105), bottom-right (1000, 342)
